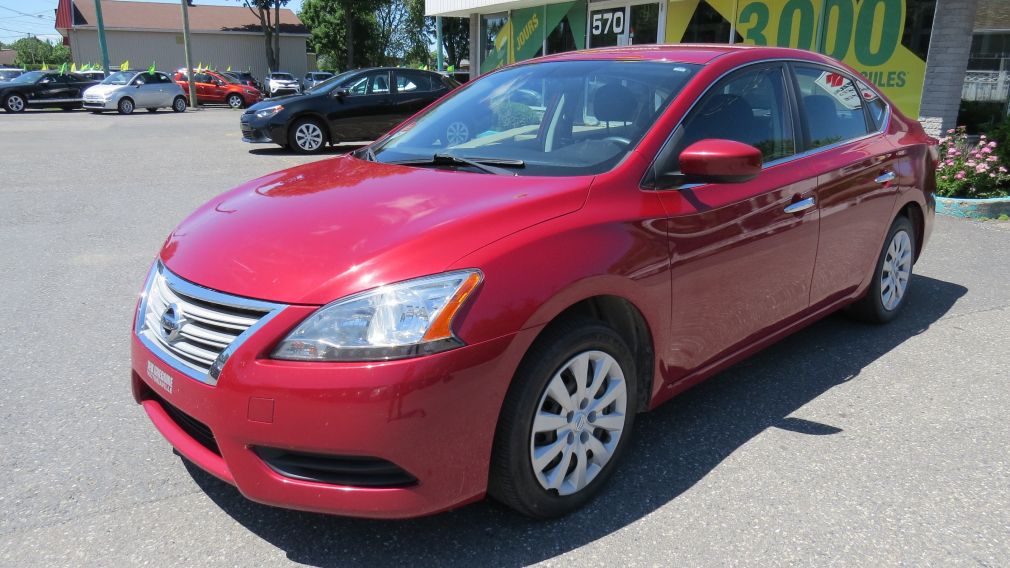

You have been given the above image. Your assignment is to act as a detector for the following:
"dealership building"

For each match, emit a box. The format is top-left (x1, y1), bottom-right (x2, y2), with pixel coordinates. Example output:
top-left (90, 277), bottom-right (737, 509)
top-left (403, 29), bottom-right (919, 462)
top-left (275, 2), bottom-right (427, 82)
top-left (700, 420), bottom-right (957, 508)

top-left (54, 0), bottom-right (310, 79)
top-left (426, 0), bottom-right (997, 136)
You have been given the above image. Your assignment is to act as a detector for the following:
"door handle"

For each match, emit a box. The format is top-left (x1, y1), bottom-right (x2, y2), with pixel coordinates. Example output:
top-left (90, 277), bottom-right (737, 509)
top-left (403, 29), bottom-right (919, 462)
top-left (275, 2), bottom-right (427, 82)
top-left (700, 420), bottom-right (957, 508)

top-left (784, 196), bottom-right (816, 214)
top-left (875, 171), bottom-right (896, 184)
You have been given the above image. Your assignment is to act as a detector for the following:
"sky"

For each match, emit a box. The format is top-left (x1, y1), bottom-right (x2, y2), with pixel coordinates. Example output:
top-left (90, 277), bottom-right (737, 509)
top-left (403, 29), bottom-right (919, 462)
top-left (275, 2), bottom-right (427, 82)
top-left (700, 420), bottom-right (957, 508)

top-left (0, 0), bottom-right (306, 44)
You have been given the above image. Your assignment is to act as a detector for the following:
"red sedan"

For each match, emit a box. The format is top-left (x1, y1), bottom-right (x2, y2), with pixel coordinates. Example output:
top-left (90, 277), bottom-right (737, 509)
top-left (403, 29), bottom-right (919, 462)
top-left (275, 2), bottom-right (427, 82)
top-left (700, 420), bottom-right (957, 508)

top-left (173, 68), bottom-right (262, 109)
top-left (132, 45), bottom-right (935, 519)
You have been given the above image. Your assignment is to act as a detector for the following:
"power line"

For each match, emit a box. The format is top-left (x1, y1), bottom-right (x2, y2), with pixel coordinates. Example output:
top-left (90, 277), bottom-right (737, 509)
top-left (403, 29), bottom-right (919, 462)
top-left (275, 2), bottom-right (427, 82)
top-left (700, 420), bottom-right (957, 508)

top-left (0, 5), bottom-right (53, 19)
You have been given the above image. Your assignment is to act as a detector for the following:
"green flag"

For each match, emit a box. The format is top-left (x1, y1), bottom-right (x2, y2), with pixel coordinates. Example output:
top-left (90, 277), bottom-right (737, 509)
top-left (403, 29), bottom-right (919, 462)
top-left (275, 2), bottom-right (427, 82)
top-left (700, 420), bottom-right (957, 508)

top-left (41, 62), bottom-right (49, 70)
top-left (447, 65), bottom-right (455, 73)
top-left (148, 61), bottom-right (156, 75)
top-left (59, 62), bottom-right (67, 74)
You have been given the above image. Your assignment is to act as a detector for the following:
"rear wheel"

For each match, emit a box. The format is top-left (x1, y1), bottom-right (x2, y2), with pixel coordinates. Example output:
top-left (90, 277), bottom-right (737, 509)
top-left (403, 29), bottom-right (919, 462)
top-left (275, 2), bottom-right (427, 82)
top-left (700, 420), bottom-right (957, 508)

top-left (172, 96), bottom-right (187, 113)
top-left (3, 93), bottom-right (26, 113)
top-left (227, 93), bottom-right (244, 109)
top-left (117, 97), bottom-right (135, 115)
top-left (288, 118), bottom-right (327, 154)
top-left (489, 318), bottom-right (637, 518)
top-left (848, 215), bottom-right (916, 323)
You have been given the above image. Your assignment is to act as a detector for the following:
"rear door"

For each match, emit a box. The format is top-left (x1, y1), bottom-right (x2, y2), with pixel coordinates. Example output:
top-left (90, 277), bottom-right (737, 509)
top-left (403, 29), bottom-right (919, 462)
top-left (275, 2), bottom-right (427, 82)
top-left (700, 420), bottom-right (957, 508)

top-left (789, 64), bottom-right (902, 308)
top-left (393, 70), bottom-right (436, 120)
top-left (651, 62), bottom-right (821, 382)
top-left (34, 74), bottom-right (70, 104)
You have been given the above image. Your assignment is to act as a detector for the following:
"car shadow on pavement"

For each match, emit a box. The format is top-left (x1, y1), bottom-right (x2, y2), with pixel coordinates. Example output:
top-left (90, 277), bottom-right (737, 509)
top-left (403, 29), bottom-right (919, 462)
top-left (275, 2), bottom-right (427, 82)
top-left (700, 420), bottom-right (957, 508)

top-left (183, 274), bottom-right (966, 567)
top-left (248, 143), bottom-right (369, 157)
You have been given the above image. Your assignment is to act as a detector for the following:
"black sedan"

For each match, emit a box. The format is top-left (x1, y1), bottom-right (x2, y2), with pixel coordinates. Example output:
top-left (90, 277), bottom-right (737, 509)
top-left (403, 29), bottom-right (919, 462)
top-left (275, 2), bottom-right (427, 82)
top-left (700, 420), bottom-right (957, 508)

top-left (1, 71), bottom-right (100, 113)
top-left (240, 67), bottom-right (459, 153)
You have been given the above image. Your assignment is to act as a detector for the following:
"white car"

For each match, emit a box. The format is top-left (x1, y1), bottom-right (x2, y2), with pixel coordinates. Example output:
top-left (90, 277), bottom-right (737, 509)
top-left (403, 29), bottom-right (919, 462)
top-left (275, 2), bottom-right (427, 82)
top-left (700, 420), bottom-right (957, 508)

top-left (83, 70), bottom-right (187, 114)
top-left (266, 72), bottom-right (300, 97)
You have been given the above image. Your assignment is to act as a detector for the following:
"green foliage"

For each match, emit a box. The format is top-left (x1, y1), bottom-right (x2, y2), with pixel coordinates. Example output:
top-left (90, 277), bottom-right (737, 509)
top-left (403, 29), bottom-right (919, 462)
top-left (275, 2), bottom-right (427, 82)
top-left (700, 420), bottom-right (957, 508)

top-left (997, 213), bottom-right (1010, 221)
top-left (11, 37), bottom-right (71, 68)
top-left (984, 115), bottom-right (1010, 167)
top-left (935, 126), bottom-right (1010, 199)
top-left (493, 102), bottom-right (539, 131)
top-left (958, 100), bottom-right (1006, 134)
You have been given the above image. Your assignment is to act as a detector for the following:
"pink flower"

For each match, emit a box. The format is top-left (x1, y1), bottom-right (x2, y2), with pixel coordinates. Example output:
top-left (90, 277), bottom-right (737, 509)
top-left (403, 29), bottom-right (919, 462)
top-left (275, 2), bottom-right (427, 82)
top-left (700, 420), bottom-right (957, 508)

top-left (981, 146), bottom-right (993, 154)
top-left (948, 148), bottom-right (959, 156)
top-left (988, 155), bottom-right (998, 162)
top-left (988, 141), bottom-right (998, 148)
top-left (940, 175), bottom-right (948, 180)
top-left (947, 128), bottom-right (956, 134)
top-left (990, 173), bottom-right (997, 178)
top-left (980, 134), bottom-right (987, 140)
top-left (1000, 166), bottom-right (1008, 173)
top-left (977, 164), bottom-right (989, 173)
top-left (956, 171), bottom-right (967, 180)
top-left (967, 160), bottom-right (977, 167)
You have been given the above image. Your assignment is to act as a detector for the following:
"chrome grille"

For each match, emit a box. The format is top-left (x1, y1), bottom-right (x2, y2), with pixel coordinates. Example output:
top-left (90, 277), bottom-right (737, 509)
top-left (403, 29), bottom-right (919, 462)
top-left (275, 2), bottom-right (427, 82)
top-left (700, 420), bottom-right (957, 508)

top-left (136, 262), bottom-right (285, 385)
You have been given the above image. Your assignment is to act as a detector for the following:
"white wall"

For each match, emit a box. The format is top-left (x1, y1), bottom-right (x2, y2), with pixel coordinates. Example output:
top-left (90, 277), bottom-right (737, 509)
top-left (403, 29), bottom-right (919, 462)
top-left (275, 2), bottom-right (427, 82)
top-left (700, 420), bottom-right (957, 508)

top-left (69, 29), bottom-right (308, 79)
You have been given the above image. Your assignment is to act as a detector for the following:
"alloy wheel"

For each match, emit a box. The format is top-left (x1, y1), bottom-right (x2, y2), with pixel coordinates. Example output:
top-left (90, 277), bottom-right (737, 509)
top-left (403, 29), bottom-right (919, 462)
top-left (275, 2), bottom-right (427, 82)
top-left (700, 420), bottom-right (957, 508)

top-left (119, 98), bottom-right (134, 115)
top-left (295, 122), bottom-right (324, 152)
top-left (228, 94), bottom-right (243, 109)
top-left (880, 229), bottom-right (912, 311)
top-left (446, 121), bottom-right (469, 145)
top-left (529, 350), bottom-right (628, 496)
top-left (6, 94), bottom-right (25, 112)
top-left (173, 98), bottom-right (186, 112)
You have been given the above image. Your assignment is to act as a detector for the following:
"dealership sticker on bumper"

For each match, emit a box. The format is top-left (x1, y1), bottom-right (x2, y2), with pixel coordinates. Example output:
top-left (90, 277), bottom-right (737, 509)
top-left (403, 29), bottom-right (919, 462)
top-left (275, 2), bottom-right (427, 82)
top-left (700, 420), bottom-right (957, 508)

top-left (147, 360), bottom-right (174, 393)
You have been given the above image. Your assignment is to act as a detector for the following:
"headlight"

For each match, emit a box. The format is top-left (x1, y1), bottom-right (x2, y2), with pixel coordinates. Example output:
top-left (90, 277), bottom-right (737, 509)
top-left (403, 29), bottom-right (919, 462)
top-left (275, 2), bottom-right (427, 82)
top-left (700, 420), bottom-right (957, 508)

top-left (255, 105), bottom-right (283, 118)
top-left (272, 270), bottom-right (482, 362)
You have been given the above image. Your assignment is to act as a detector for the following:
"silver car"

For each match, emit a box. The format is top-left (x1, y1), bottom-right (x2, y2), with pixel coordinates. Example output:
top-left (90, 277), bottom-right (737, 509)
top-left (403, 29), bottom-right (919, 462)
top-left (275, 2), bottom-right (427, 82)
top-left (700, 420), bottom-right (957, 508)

top-left (83, 70), bottom-right (187, 114)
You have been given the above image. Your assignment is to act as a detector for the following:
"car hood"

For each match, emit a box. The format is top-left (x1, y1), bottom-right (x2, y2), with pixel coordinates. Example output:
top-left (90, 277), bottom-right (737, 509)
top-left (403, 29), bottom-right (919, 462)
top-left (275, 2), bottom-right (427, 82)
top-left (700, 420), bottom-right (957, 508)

top-left (83, 84), bottom-right (122, 97)
top-left (161, 155), bottom-right (592, 305)
top-left (247, 93), bottom-right (312, 110)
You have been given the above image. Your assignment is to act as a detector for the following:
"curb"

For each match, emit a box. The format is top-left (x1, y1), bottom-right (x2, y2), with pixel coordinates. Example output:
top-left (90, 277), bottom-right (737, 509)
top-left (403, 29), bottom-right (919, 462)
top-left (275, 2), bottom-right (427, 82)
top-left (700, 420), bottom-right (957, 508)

top-left (935, 194), bottom-right (1010, 219)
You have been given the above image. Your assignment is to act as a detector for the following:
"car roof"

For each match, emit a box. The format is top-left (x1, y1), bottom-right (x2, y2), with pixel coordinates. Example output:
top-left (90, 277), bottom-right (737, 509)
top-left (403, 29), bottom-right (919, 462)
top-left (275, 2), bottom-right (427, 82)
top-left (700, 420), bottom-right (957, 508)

top-left (531, 44), bottom-right (832, 66)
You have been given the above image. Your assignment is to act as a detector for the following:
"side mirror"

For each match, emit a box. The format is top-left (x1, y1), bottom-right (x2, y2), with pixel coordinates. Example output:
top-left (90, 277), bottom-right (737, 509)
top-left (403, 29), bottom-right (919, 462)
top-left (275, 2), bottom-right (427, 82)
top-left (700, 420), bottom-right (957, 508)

top-left (135, 81), bottom-right (144, 87)
top-left (333, 88), bottom-right (349, 99)
top-left (671, 139), bottom-right (762, 185)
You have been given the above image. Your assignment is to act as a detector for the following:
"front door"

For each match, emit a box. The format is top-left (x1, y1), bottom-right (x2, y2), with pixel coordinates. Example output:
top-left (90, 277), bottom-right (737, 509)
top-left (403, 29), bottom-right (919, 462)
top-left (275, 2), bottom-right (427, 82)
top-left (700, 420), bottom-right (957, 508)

top-left (651, 63), bottom-right (820, 384)
top-left (588, 2), bottom-right (663, 47)
top-left (328, 70), bottom-right (397, 141)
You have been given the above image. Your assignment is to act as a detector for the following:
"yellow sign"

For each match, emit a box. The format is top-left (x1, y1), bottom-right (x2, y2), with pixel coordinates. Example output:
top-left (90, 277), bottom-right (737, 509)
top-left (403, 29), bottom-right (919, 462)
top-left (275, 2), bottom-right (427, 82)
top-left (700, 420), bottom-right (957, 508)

top-left (667, 0), bottom-right (927, 117)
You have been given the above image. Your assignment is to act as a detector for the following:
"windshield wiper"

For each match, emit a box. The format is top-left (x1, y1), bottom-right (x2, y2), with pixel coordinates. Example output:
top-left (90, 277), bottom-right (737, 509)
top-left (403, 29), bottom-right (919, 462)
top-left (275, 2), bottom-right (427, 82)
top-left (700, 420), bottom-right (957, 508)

top-left (391, 154), bottom-right (525, 176)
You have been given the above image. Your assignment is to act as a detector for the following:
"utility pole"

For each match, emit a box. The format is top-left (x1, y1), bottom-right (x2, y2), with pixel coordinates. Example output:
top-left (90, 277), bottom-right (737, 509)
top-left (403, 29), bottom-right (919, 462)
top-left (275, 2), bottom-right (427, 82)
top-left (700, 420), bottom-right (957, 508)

top-left (94, 0), bottom-right (111, 74)
top-left (436, 16), bottom-right (443, 72)
top-left (180, 0), bottom-right (197, 108)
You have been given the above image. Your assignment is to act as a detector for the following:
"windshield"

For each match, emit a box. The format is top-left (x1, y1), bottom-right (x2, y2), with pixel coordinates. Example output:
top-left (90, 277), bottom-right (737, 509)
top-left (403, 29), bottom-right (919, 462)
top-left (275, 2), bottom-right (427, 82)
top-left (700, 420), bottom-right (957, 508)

top-left (10, 70), bottom-right (47, 84)
top-left (102, 71), bottom-right (135, 85)
top-left (271, 73), bottom-right (294, 81)
top-left (0, 70), bottom-right (22, 81)
top-left (371, 60), bottom-right (699, 176)
top-left (305, 70), bottom-right (357, 94)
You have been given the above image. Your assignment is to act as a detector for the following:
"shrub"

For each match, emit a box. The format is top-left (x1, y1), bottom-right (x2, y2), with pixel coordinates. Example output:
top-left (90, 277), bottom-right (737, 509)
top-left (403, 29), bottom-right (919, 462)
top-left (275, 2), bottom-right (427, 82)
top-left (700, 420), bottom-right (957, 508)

top-left (935, 126), bottom-right (1010, 198)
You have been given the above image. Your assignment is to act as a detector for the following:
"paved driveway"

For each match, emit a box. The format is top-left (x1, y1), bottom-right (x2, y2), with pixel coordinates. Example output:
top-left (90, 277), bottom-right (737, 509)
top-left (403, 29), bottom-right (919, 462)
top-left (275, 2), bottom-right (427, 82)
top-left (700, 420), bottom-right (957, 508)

top-left (1, 109), bottom-right (1008, 567)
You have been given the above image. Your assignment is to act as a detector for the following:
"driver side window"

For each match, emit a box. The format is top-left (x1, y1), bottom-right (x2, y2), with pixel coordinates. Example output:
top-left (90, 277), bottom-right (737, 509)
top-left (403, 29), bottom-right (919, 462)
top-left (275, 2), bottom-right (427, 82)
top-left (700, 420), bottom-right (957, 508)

top-left (675, 65), bottom-right (795, 164)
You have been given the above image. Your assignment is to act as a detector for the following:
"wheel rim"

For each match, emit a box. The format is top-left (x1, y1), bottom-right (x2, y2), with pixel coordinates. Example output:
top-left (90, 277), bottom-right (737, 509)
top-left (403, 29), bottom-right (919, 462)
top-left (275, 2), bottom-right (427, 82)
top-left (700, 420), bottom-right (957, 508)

top-left (8, 95), bottom-right (24, 111)
top-left (529, 350), bottom-right (628, 496)
top-left (228, 95), bottom-right (242, 108)
top-left (446, 121), bottom-right (469, 145)
top-left (880, 229), bottom-right (912, 311)
top-left (295, 123), bottom-right (323, 151)
top-left (121, 100), bottom-right (133, 113)
top-left (174, 98), bottom-right (185, 111)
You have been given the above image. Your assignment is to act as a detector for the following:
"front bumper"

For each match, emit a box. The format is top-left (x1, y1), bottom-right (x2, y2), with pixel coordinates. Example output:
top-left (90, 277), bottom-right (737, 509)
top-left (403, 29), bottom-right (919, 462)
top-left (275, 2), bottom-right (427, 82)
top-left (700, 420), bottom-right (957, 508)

top-left (83, 99), bottom-right (116, 110)
top-left (131, 304), bottom-right (530, 518)
top-left (239, 114), bottom-right (280, 144)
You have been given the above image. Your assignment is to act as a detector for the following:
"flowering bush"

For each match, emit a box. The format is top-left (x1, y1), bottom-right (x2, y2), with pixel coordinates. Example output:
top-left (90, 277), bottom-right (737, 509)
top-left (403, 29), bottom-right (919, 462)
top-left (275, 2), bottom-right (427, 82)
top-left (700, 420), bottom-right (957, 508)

top-left (935, 126), bottom-right (1010, 198)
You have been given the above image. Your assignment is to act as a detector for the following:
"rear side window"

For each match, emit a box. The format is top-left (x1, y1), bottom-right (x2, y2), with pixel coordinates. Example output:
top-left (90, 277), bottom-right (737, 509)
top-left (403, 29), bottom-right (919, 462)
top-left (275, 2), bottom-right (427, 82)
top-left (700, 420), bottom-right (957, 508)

top-left (675, 65), bottom-right (796, 163)
top-left (395, 71), bottom-right (433, 92)
top-left (856, 80), bottom-right (887, 130)
top-left (793, 66), bottom-right (870, 149)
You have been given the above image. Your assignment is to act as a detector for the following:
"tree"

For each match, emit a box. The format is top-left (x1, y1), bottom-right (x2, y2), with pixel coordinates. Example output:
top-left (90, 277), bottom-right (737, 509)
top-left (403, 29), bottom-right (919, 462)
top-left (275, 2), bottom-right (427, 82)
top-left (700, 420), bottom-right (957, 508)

top-left (403, 0), bottom-right (468, 69)
top-left (237, 0), bottom-right (291, 72)
top-left (437, 16), bottom-right (468, 69)
top-left (300, 0), bottom-right (383, 69)
top-left (10, 37), bottom-right (71, 68)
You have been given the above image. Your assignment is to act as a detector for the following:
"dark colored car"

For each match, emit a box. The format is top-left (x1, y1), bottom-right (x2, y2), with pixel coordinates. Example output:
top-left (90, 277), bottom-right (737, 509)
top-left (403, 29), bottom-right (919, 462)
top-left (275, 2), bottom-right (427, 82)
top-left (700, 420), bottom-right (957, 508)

top-left (134, 45), bottom-right (935, 519)
top-left (240, 67), bottom-right (459, 153)
top-left (0, 68), bottom-right (25, 83)
top-left (1, 70), bottom-right (100, 112)
top-left (222, 71), bottom-right (260, 91)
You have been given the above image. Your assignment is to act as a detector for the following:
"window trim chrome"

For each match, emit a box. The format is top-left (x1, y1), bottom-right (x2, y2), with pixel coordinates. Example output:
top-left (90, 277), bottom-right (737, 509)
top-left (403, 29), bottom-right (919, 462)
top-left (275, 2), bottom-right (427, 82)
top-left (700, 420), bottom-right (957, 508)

top-left (641, 57), bottom-right (892, 191)
top-left (135, 261), bottom-right (287, 386)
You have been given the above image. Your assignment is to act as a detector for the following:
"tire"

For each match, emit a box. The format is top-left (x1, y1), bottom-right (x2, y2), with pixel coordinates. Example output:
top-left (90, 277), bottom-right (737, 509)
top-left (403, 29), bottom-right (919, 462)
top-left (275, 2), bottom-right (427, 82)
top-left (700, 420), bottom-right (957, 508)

top-left (489, 317), bottom-right (638, 518)
top-left (227, 93), bottom-right (244, 109)
top-left (117, 97), bottom-right (135, 115)
top-left (847, 215), bottom-right (916, 324)
top-left (3, 93), bottom-right (26, 113)
top-left (172, 96), bottom-right (187, 113)
top-left (288, 118), bottom-right (327, 154)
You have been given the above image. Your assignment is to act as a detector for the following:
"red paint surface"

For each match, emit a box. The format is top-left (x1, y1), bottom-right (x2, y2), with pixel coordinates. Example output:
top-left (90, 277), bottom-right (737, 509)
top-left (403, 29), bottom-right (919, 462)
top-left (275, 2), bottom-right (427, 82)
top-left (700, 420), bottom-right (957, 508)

top-left (134, 45), bottom-right (936, 518)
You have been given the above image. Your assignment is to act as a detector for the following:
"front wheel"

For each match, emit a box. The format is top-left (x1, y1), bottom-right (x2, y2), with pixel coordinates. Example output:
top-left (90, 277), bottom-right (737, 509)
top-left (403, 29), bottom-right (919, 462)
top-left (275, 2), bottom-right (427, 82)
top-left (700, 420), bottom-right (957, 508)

top-left (172, 96), bottom-right (187, 113)
top-left (848, 215), bottom-right (916, 323)
top-left (227, 93), bottom-right (244, 109)
top-left (117, 97), bottom-right (135, 115)
top-left (3, 93), bottom-right (26, 113)
top-left (489, 318), bottom-right (637, 518)
top-left (288, 118), bottom-right (327, 154)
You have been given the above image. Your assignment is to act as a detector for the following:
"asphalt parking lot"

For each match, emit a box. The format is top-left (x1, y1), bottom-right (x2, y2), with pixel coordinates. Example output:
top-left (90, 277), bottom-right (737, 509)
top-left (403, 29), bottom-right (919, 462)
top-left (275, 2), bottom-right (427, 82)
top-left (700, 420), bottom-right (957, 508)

top-left (1, 107), bottom-right (1009, 567)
